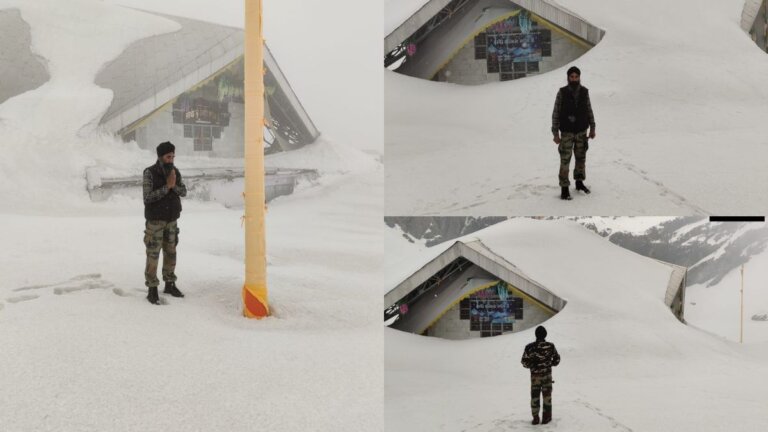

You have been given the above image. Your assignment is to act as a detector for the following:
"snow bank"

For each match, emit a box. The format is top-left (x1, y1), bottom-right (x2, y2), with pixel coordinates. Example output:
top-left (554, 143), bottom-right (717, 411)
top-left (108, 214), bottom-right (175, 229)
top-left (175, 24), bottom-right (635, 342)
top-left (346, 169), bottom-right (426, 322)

top-left (0, 0), bottom-right (179, 212)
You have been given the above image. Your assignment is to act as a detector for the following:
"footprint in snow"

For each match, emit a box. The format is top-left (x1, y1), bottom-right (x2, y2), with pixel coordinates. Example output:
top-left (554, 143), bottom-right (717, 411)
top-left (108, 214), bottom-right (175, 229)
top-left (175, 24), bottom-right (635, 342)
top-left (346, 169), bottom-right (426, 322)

top-left (6, 294), bottom-right (39, 303)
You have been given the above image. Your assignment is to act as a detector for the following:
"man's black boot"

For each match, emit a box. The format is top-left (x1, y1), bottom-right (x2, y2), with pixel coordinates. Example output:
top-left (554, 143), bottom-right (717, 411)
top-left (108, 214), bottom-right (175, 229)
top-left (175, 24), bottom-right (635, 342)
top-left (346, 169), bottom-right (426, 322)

top-left (532, 414), bottom-right (540, 425)
top-left (164, 281), bottom-right (185, 298)
top-left (560, 187), bottom-right (572, 200)
top-left (542, 412), bottom-right (552, 424)
top-left (147, 286), bottom-right (160, 305)
top-left (575, 180), bottom-right (591, 194)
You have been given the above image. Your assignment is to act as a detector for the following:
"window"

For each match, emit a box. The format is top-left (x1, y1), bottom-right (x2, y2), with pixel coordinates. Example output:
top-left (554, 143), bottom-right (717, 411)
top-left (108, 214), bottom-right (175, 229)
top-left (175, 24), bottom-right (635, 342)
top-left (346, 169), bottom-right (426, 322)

top-left (461, 285), bottom-right (524, 335)
top-left (460, 298), bottom-right (470, 319)
top-left (540, 29), bottom-right (551, 43)
top-left (487, 55), bottom-right (500, 73)
top-left (542, 43), bottom-right (552, 56)
top-left (193, 125), bottom-right (213, 151)
top-left (474, 32), bottom-right (487, 59)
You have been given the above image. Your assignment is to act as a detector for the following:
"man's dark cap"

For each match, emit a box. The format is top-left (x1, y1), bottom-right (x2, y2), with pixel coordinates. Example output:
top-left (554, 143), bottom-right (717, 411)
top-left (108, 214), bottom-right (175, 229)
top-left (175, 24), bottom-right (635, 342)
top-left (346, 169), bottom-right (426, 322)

top-left (567, 66), bottom-right (581, 77)
top-left (156, 141), bottom-right (175, 157)
top-left (535, 325), bottom-right (547, 340)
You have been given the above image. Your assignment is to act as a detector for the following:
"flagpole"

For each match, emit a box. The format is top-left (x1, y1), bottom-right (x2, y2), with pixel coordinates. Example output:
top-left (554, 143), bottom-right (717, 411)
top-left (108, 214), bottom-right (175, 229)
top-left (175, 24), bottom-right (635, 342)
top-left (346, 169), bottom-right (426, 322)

top-left (242, 0), bottom-right (269, 318)
top-left (740, 264), bottom-right (744, 343)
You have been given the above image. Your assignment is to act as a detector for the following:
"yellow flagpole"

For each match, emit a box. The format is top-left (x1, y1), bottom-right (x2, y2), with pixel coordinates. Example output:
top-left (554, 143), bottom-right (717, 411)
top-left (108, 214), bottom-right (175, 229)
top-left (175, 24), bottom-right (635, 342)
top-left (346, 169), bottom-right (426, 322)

top-left (243, 0), bottom-right (269, 318)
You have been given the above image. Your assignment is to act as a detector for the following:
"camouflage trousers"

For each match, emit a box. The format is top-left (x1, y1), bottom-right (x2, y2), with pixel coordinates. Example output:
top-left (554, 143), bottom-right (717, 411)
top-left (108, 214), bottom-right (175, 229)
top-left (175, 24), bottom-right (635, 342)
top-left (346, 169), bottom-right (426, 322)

top-left (558, 131), bottom-right (588, 187)
top-left (143, 220), bottom-right (179, 288)
top-left (530, 373), bottom-right (553, 417)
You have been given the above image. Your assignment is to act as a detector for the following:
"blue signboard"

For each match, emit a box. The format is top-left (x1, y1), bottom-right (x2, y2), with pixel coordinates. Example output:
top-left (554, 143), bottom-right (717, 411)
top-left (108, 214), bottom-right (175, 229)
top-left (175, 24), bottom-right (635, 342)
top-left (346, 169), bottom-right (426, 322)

top-left (461, 283), bottom-right (523, 335)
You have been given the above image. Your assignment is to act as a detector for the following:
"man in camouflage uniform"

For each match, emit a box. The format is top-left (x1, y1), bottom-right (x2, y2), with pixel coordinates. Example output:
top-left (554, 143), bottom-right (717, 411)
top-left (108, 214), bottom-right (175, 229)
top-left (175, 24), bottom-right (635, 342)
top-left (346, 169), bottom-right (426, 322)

top-left (552, 66), bottom-right (596, 200)
top-left (143, 141), bottom-right (187, 305)
top-left (521, 325), bottom-right (561, 425)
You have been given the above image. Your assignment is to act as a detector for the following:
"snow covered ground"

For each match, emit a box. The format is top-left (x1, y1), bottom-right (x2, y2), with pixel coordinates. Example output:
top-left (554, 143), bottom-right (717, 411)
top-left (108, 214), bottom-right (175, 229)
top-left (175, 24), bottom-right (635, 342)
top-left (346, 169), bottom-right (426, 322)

top-left (0, 166), bottom-right (383, 432)
top-left (0, 1), bottom-right (382, 430)
top-left (385, 0), bottom-right (768, 215)
top-left (385, 219), bottom-right (768, 431)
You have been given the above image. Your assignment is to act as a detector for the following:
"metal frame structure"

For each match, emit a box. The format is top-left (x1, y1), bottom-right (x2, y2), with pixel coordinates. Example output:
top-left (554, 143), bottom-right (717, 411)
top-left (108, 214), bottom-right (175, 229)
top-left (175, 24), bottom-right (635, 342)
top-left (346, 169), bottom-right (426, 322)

top-left (385, 0), bottom-right (473, 68)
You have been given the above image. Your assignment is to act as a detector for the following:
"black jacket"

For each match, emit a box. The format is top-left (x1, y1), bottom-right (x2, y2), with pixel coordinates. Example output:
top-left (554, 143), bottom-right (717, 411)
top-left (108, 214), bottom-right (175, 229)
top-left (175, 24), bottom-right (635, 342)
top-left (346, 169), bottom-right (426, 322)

top-left (143, 162), bottom-right (185, 222)
top-left (556, 85), bottom-right (591, 133)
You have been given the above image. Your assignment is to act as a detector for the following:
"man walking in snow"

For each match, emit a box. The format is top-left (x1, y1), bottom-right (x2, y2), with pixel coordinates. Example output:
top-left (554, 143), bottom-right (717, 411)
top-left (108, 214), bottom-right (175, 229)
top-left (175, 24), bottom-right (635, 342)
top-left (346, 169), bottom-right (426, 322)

top-left (143, 141), bottom-right (187, 305)
top-left (552, 66), bottom-right (596, 200)
top-left (522, 325), bottom-right (561, 425)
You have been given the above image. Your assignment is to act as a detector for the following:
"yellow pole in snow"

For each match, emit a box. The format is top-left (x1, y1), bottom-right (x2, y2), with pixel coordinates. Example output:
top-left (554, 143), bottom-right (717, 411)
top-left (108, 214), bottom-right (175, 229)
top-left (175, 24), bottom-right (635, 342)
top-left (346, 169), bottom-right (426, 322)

top-left (740, 264), bottom-right (744, 343)
top-left (243, 0), bottom-right (269, 318)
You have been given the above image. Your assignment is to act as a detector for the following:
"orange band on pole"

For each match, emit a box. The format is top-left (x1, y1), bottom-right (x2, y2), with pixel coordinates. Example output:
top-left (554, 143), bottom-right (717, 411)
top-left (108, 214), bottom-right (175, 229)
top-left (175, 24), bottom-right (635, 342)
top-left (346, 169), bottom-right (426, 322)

top-left (243, 283), bottom-right (269, 318)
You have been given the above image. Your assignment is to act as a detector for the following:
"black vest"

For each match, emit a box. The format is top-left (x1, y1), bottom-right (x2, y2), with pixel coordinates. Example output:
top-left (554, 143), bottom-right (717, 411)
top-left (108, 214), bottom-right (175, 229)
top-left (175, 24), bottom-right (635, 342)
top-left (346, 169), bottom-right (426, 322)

top-left (558, 85), bottom-right (590, 133)
top-left (144, 162), bottom-right (182, 222)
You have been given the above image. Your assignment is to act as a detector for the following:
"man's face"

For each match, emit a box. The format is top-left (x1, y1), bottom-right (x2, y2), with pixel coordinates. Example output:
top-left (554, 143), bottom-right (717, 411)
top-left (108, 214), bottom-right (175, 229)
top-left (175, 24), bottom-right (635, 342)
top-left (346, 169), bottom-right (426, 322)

top-left (161, 153), bottom-right (175, 164)
top-left (568, 73), bottom-right (580, 85)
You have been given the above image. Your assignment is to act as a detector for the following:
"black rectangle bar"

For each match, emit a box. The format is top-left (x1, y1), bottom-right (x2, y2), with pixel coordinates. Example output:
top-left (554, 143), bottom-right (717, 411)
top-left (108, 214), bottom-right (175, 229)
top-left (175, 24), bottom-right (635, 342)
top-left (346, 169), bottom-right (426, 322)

top-left (709, 216), bottom-right (765, 222)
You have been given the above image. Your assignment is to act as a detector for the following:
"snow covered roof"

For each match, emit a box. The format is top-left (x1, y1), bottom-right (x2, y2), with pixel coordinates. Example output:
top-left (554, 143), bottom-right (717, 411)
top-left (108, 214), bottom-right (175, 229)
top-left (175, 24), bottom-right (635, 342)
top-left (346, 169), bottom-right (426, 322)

top-left (384, 0), bottom-right (604, 55)
top-left (394, 0), bottom-right (525, 79)
top-left (741, 0), bottom-right (763, 33)
top-left (387, 219), bottom-right (686, 322)
top-left (385, 236), bottom-right (566, 313)
top-left (95, 12), bottom-right (319, 143)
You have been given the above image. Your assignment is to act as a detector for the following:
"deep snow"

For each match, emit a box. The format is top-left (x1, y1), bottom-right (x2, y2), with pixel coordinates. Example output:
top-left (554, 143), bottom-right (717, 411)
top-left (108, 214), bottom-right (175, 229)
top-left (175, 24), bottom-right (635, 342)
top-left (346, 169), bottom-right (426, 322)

top-left (385, 219), bottom-right (768, 431)
top-left (385, 0), bottom-right (768, 215)
top-left (0, 1), bottom-right (383, 430)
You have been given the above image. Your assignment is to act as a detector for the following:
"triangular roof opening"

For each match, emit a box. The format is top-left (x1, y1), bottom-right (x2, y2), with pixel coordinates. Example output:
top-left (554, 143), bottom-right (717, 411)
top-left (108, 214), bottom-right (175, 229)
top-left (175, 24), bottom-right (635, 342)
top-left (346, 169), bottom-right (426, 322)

top-left (386, 239), bottom-right (565, 340)
top-left (385, 0), bottom-right (604, 85)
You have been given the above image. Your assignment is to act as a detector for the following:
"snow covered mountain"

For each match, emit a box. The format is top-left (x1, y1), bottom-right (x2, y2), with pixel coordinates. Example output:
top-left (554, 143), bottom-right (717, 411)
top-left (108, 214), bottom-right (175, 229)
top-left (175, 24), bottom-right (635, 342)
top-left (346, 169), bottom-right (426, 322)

top-left (579, 217), bottom-right (768, 286)
top-left (388, 216), bottom-right (768, 287)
